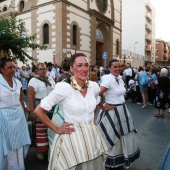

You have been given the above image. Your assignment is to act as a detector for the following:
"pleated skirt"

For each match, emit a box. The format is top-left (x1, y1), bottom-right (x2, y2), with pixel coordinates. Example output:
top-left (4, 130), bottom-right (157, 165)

top-left (48, 121), bottom-right (108, 170)
top-left (97, 104), bottom-right (140, 168)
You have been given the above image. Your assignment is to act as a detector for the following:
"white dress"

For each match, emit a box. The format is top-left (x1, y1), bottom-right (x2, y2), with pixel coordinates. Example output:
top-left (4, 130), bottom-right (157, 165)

top-left (97, 74), bottom-right (140, 169)
top-left (40, 81), bottom-right (108, 170)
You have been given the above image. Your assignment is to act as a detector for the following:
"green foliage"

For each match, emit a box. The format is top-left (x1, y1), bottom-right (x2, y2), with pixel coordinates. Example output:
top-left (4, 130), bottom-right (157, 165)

top-left (0, 17), bottom-right (47, 63)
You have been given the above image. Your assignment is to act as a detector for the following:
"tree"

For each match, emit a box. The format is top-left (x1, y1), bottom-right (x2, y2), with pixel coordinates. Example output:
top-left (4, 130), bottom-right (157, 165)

top-left (0, 16), bottom-right (47, 63)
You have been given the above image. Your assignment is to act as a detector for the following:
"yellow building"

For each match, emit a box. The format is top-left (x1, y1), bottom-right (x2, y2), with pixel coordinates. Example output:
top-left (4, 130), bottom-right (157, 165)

top-left (0, 0), bottom-right (122, 66)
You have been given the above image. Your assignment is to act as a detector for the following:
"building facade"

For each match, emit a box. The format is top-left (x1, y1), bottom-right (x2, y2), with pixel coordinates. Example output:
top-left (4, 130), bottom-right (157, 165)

top-left (155, 39), bottom-right (170, 67)
top-left (0, 0), bottom-right (122, 67)
top-left (122, 0), bottom-right (156, 68)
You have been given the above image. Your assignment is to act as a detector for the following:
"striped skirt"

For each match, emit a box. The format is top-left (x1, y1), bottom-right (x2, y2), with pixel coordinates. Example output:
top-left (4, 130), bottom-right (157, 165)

top-left (36, 121), bottom-right (48, 153)
top-left (97, 104), bottom-right (140, 168)
top-left (48, 104), bottom-right (64, 151)
top-left (48, 121), bottom-right (108, 170)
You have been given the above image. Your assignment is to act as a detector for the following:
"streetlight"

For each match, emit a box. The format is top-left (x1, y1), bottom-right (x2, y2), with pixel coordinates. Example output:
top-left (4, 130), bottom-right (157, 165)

top-left (134, 42), bottom-right (138, 58)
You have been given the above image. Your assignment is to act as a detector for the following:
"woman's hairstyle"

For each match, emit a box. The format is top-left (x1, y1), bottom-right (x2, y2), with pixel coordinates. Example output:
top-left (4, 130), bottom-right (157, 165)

top-left (61, 57), bottom-right (70, 71)
top-left (108, 59), bottom-right (119, 68)
top-left (151, 68), bottom-right (157, 75)
top-left (138, 66), bottom-right (144, 72)
top-left (0, 57), bottom-right (13, 68)
top-left (32, 65), bottom-right (37, 72)
top-left (160, 68), bottom-right (168, 76)
top-left (37, 62), bottom-right (46, 68)
top-left (70, 53), bottom-right (87, 66)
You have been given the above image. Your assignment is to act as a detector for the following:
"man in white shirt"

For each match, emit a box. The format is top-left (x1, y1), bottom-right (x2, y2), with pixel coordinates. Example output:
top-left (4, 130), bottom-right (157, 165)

top-left (124, 63), bottom-right (133, 88)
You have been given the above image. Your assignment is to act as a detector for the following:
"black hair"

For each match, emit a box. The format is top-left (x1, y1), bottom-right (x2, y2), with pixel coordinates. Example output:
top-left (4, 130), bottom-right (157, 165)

top-left (70, 53), bottom-right (87, 66)
top-left (108, 59), bottom-right (119, 68)
top-left (46, 62), bottom-right (53, 67)
top-left (0, 57), bottom-right (13, 68)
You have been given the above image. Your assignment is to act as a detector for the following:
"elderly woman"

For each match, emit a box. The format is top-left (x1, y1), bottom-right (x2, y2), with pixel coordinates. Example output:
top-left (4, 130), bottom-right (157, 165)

top-left (154, 68), bottom-right (170, 117)
top-left (0, 57), bottom-right (30, 169)
top-left (28, 63), bottom-right (55, 160)
top-left (97, 59), bottom-right (140, 169)
top-left (34, 53), bottom-right (107, 170)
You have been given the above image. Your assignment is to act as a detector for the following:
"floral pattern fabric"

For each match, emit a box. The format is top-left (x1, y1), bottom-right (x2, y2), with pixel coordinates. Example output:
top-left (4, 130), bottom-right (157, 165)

top-left (155, 89), bottom-right (170, 109)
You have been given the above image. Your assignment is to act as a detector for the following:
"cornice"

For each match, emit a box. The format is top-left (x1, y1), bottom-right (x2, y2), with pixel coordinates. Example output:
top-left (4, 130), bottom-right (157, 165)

top-left (89, 9), bottom-right (114, 26)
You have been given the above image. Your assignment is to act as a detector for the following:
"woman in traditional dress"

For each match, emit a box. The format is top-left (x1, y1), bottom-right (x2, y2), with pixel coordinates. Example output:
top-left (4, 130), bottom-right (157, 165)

top-left (28, 63), bottom-right (55, 160)
top-left (0, 57), bottom-right (30, 170)
top-left (34, 53), bottom-right (107, 170)
top-left (97, 59), bottom-right (140, 169)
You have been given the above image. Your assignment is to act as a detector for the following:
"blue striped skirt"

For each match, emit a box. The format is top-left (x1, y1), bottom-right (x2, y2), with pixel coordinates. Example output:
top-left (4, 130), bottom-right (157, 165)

top-left (0, 105), bottom-right (31, 169)
top-left (97, 104), bottom-right (140, 168)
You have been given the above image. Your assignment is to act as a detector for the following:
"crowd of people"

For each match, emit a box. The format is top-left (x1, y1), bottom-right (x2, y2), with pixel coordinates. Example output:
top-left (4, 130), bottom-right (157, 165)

top-left (0, 54), bottom-right (170, 170)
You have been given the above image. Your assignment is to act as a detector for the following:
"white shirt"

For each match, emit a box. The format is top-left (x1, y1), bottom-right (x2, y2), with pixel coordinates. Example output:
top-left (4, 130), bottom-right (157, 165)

top-left (46, 71), bottom-right (56, 80)
top-left (0, 78), bottom-right (22, 108)
top-left (28, 77), bottom-right (55, 99)
top-left (40, 81), bottom-right (100, 123)
top-left (125, 68), bottom-right (132, 76)
top-left (101, 74), bottom-right (126, 104)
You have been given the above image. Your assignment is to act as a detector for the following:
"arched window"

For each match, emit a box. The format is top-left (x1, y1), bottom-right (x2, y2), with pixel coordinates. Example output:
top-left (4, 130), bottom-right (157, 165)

top-left (20, 0), bottom-right (24, 12)
top-left (73, 25), bottom-right (77, 45)
top-left (116, 40), bottom-right (119, 55)
top-left (3, 7), bottom-right (7, 12)
top-left (96, 28), bottom-right (103, 40)
top-left (43, 23), bottom-right (49, 45)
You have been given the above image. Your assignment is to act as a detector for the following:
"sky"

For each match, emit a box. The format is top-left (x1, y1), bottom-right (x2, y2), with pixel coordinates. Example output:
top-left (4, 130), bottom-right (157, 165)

top-left (150, 0), bottom-right (170, 42)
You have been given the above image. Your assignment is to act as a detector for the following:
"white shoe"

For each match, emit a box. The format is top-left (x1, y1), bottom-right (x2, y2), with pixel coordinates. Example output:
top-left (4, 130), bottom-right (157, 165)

top-left (37, 153), bottom-right (44, 160)
top-left (137, 102), bottom-right (141, 105)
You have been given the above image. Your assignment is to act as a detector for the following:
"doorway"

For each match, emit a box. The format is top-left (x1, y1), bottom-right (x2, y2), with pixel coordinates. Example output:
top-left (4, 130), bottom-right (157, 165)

top-left (96, 41), bottom-right (103, 66)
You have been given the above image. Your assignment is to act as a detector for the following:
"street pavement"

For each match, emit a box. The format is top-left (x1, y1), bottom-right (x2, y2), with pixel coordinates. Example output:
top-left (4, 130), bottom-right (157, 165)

top-left (24, 97), bottom-right (170, 170)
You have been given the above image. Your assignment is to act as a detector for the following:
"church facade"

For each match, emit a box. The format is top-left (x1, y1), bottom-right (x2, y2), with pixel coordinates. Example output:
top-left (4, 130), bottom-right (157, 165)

top-left (0, 0), bottom-right (122, 66)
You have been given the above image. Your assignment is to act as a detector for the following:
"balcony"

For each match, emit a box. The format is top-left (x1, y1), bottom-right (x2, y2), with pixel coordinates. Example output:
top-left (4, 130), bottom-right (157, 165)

top-left (145, 24), bottom-right (151, 32)
top-left (146, 3), bottom-right (152, 11)
top-left (145, 34), bottom-right (152, 41)
top-left (145, 12), bottom-right (152, 21)
top-left (145, 56), bottom-right (151, 61)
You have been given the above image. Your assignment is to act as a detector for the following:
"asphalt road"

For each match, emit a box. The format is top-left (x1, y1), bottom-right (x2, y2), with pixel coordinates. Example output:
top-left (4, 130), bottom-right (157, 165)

top-left (24, 98), bottom-right (170, 170)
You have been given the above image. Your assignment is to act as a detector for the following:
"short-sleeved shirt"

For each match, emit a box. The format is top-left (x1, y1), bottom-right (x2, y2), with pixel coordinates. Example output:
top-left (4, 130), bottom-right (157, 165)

top-left (28, 77), bottom-right (55, 99)
top-left (40, 81), bottom-right (100, 123)
top-left (100, 74), bottom-right (126, 104)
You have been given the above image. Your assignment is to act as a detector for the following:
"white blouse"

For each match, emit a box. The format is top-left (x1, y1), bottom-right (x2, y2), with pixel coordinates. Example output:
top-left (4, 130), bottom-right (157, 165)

top-left (101, 74), bottom-right (126, 104)
top-left (28, 77), bottom-right (55, 99)
top-left (40, 81), bottom-right (100, 123)
top-left (0, 78), bottom-right (21, 108)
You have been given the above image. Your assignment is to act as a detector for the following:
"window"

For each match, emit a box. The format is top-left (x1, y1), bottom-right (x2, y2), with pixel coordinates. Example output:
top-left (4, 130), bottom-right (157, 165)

top-left (96, 0), bottom-right (107, 13)
top-left (116, 40), bottom-right (119, 55)
top-left (73, 25), bottom-right (77, 45)
top-left (43, 24), bottom-right (49, 45)
top-left (3, 6), bottom-right (7, 12)
top-left (20, 0), bottom-right (24, 12)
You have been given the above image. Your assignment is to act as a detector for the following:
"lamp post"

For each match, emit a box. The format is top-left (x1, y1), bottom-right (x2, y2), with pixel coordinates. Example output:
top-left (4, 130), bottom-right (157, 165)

top-left (134, 42), bottom-right (138, 58)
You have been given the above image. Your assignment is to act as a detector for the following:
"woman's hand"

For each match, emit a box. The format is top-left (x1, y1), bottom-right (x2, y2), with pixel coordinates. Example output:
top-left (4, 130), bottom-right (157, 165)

top-left (29, 112), bottom-right (36, 121)
top-left (56, 122), bottom-right (75, 134)
top-left (94, 120), bottom-right (97, 125)
top-left (102, 104), bottom-right (115, 111)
